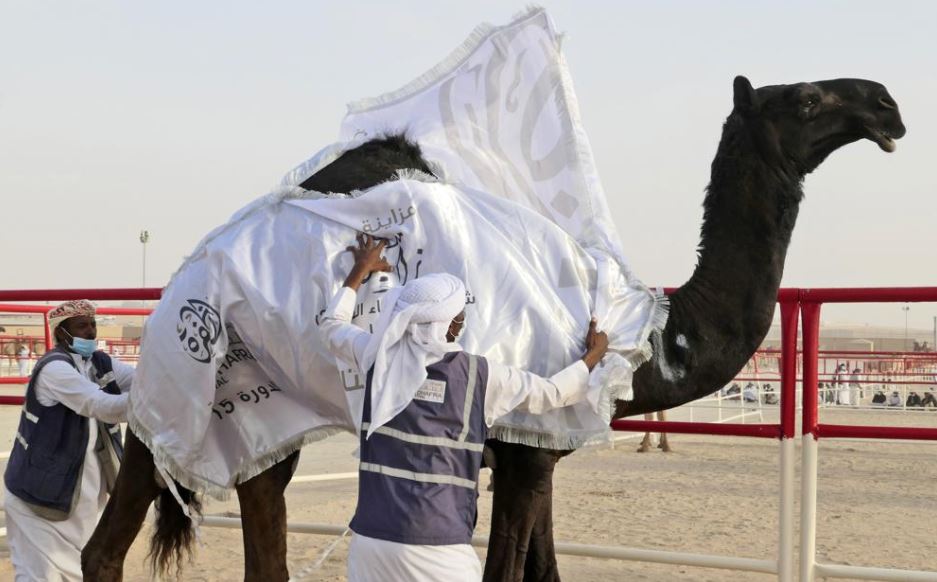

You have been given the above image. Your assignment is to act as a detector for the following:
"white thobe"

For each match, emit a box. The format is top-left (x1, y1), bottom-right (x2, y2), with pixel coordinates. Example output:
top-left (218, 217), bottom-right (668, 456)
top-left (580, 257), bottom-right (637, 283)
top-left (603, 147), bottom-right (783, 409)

top-left (320, 287), bottom-right (590, 581)
top-left (4, 351), bottom-right (133, 582)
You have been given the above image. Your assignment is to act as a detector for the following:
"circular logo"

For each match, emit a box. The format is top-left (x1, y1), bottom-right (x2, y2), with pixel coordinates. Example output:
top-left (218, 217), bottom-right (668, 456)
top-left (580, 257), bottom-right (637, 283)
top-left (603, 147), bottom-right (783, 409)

top-left (177, 300), bottom-right (222, 363)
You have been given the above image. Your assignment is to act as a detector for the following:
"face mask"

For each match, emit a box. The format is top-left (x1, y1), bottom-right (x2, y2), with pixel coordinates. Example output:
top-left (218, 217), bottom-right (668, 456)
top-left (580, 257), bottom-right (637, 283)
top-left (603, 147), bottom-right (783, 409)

top-left (62, 328), bottom-right (97, 357)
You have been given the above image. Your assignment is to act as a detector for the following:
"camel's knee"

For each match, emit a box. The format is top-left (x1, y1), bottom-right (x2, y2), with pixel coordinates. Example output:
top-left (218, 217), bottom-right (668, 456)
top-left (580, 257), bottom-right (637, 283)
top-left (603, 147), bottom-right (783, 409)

top-left (81, 544), bottom-right (122, 582)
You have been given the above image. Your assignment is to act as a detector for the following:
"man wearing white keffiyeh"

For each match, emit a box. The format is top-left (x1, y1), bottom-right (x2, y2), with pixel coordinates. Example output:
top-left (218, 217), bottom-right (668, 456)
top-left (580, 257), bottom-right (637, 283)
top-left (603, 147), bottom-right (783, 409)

top-left (319, 234), bottom-right (609, 581)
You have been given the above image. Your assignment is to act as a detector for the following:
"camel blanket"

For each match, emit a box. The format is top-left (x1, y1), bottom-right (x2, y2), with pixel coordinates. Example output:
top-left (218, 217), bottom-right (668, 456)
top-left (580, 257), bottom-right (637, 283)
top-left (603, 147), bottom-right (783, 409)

top-left (129, 7), bottom-right (665, 497)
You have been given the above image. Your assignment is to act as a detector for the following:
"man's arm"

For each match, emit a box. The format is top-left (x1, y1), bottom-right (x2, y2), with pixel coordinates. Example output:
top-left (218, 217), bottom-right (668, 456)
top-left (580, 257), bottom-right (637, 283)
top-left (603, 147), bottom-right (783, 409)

top-left (319, 287), bottom-right (371, 370)
top-left (111, 357), bottom-right (135, 393)
top-left (35, 360), bottom-right (129, 424)
top-left (483, 319), bottom-right (609, 425)
top-left (319, 233), bottom-right (394, 370)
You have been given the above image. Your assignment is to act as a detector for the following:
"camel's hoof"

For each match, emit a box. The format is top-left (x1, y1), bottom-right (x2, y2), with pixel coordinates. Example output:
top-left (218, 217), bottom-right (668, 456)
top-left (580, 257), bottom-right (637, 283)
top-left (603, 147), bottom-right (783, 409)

top-left (636, 446), bottom-right (649, 453)
top-left (661, 446), bottom-right (673, 453)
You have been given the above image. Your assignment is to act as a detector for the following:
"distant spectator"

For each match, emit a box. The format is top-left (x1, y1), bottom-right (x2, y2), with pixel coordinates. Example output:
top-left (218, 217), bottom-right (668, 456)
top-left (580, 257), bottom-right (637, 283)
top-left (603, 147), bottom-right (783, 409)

top-left (849, 367), bottom-right (863, 401)
top-left (724, 383), bottom-right (741, 400)
top-left (906, 391), bottom-right (922, 408)
top-left (763, 384), bottom-right (779, 405)
top-left (921, 392), bottom-right (937, 409)
top-left (743, 382), bottom-right (758, 403)
top-left (871, 391), bottom-right (887, 406)
top-left (16, 345), bottom-right (30, 377)
top-left (835, 363), bottom-right (851, 405)
top-left (887, 391), bottom-right (902, 407)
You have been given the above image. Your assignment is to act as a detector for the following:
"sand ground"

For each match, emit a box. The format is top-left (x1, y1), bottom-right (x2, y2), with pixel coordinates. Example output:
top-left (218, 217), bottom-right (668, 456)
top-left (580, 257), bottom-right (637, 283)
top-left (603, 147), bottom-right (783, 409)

top-left (0, 405), bottom-right (934, 581)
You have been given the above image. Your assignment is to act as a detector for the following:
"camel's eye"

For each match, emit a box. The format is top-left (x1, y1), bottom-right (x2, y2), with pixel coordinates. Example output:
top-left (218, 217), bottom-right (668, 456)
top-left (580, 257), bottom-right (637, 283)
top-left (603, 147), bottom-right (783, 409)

top-left (801, 95), bottom-right (820, 109)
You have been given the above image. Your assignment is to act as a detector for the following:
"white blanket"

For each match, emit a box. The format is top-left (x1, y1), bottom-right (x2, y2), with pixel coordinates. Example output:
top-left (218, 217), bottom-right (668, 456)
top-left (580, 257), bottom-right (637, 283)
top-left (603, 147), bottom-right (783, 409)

top-left (129, 7), bottom-right (665, 497)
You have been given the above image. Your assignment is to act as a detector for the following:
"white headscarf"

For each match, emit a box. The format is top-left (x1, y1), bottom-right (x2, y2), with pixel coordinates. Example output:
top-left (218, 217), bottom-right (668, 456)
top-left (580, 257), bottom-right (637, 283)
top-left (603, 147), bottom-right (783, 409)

top-left (361, 273), bottom-right (466, 437)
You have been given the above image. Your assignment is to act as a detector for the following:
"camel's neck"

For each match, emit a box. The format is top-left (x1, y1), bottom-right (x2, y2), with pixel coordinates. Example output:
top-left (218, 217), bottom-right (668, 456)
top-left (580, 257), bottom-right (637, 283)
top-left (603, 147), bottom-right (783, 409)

top-left (620, 121), bottom-right (803, 416)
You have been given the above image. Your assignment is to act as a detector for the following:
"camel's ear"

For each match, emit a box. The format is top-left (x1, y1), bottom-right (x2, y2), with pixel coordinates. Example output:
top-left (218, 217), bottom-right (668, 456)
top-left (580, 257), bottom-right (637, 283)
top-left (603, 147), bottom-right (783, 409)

top-left (733, 75), bottom-right (758, 113)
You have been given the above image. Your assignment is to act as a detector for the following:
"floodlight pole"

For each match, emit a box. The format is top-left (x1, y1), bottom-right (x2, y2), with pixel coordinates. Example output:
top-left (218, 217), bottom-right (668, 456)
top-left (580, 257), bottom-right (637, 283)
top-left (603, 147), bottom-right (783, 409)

top-left (139, 230), bottom-right (150, 288)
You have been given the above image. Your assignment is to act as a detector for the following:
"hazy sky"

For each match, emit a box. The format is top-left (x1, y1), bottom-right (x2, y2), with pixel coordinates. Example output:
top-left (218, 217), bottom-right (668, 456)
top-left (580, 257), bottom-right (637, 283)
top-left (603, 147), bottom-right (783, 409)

top-left (2, 1), bottom-right (935, 330)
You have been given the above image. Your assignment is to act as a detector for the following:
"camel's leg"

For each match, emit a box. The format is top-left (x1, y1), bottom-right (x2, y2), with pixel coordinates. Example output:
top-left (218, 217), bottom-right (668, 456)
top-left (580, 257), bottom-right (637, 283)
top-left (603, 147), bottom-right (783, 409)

top-left (657, 411), bottom-right (672, 452)
top-left (483, 440), bottom-right (568, 582)
top-left (235, 451), bottom-right (300, 582)
top-left (82, 430), bottom-right (162, 582)
top-left (636, 412), bottom-right (654, 452)
top-left (523, 476), bottom-right (559, 582)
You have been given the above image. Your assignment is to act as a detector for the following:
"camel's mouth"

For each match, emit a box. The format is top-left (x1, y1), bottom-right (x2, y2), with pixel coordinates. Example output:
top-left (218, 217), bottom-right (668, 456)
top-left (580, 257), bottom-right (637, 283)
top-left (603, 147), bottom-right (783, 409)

top-left (865, 126), bottom-right (897, 153)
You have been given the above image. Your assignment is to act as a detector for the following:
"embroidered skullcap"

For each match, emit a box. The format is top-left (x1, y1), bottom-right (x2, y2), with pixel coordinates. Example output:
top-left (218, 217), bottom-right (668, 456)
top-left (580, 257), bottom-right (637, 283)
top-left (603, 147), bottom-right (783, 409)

top-left (48, 299), bottom-right (96, 332)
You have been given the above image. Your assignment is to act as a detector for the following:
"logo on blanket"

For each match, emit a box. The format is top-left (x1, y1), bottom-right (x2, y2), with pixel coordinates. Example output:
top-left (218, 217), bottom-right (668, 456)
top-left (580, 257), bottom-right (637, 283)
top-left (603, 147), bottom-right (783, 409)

top-left (177, 299), bottom-right (222, 363)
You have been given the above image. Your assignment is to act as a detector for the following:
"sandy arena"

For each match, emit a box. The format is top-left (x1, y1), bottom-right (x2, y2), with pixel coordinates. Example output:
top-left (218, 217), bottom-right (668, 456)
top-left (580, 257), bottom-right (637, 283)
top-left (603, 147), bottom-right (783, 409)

top-left (1, 404), bottom-right (934, 581)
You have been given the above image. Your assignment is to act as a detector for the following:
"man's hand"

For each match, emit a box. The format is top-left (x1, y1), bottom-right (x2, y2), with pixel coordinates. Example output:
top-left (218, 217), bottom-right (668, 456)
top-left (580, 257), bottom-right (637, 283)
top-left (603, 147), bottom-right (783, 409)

top-left (343, 233), bottom-right (393, 290)
top-left (581, 318), bottom-right (609, 371)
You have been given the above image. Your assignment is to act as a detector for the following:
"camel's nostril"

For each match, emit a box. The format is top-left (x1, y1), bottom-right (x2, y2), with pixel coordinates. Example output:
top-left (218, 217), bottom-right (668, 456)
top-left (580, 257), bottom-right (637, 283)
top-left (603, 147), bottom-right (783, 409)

top-left (878, 97), bottom-right (896, 111)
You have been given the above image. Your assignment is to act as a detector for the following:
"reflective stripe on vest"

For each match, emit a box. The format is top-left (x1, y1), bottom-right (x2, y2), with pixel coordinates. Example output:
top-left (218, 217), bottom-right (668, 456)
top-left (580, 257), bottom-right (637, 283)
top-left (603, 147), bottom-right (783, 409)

top-left (457, 354), bottom-right (477, 442)
top-left (360, 422), bottom-right (485, 452)
top-left (359, 461), bottom-right (477, 489)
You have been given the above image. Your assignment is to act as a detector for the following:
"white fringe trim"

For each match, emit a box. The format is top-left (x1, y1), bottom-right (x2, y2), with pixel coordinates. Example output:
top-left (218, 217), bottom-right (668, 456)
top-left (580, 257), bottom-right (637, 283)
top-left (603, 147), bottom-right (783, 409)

top-left (347, 6), bottom-right (548, 114)
top-left (487, 425), bottom-right (610, 451)
top-left (631, 287), bottom-right (670, 371)
top-left (129, 414), bottom-right (350, 501)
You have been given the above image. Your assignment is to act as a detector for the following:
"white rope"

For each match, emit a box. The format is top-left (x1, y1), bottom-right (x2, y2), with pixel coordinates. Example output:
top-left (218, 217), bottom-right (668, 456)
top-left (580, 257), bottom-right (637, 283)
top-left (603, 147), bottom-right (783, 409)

top-left (288, 525), bottom-right (352, 581)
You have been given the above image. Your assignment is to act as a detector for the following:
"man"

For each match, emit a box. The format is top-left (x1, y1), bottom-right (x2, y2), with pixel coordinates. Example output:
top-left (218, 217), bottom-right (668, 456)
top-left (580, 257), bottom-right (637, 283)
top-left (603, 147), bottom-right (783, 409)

top-left (4, 300), bottom-right (133, 581)
top-left (849, 367), bottom-right (863, 402)
top-left (834, 363), bottom-right (850, 405)
top-left (319, 234), bottom-right (609, 581)
top-left (16, 344), bottom-right (31, 377)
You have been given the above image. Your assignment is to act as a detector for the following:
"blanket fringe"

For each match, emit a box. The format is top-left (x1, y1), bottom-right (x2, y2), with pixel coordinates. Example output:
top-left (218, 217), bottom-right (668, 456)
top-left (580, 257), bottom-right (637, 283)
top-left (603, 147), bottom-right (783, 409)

top-left (347, 6), bottom-right (548, 114)
top-left (128, 414), bottom-right (350, 501)
top-left (487, 425), bottom-right (609, 451)
top-left (629, 287), bottom-right (670, 371)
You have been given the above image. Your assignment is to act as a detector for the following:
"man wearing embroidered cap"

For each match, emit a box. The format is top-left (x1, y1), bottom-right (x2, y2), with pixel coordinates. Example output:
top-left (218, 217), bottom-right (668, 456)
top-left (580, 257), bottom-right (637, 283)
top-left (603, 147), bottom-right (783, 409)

top-left (320, 235), bottom-right (609, 581)
top-left (4, 299), bottom-right (135, 581)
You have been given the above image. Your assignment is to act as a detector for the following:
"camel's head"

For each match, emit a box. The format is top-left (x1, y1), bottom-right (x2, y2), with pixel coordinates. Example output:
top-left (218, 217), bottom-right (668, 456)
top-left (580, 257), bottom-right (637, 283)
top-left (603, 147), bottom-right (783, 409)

top-left (732, 76), bottom-right (906, 173)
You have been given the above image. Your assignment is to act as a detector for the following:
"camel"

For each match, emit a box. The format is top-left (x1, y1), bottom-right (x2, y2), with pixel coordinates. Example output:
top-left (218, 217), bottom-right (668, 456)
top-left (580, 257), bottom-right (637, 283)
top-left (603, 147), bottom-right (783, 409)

top-left (482, 76), bottom-right (905, 582)
top-left (82, 76), bottom-right (905, 581)
top-left (636, 411), bottom-right (671, 453)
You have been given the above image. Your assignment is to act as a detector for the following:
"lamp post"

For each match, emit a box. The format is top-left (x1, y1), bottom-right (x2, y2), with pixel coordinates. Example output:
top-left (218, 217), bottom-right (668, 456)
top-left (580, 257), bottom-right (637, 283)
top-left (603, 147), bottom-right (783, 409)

top-left (139, 230), bottom-right (150, 288)
top-left (901, 304), bottom-right (910, 351)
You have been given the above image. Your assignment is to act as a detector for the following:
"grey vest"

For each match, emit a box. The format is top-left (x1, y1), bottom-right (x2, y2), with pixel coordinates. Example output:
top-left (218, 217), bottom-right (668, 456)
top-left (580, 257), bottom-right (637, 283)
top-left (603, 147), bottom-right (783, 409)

top-left (351, 351), bottom-right (489, 545)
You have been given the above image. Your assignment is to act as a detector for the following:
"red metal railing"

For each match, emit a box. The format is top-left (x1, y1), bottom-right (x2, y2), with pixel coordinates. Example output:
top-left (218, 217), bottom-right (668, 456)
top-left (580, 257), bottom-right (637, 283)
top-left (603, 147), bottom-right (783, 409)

top-left (2, 286), bottom-right (936, 440)
top-left (611, 290), bottom-right (801, 440)
top-left (799, 287), bottom-right (937, 442)
top-left (0, 288), bottom-right (161, 396)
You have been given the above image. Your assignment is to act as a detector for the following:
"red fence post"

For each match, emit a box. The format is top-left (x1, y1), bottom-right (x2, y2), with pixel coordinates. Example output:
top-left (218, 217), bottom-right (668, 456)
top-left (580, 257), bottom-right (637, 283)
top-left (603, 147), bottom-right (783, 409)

top-left (779, 299), bottom-right (799, 439)
top-left (801, 302), bottom-right (821, 439)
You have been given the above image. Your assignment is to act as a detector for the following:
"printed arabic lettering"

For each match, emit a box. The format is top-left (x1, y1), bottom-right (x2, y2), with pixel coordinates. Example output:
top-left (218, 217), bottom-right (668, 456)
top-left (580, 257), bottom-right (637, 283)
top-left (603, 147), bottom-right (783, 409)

top-left (359, 206), bottom-right (417, 233)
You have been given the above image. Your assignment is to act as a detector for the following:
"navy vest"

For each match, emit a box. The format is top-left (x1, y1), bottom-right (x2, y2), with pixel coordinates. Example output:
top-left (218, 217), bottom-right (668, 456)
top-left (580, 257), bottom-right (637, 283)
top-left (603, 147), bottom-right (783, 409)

top-left (4, 347), bottom-right (124, 519)
top-left (350, 351), bottom-right (489, 545)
